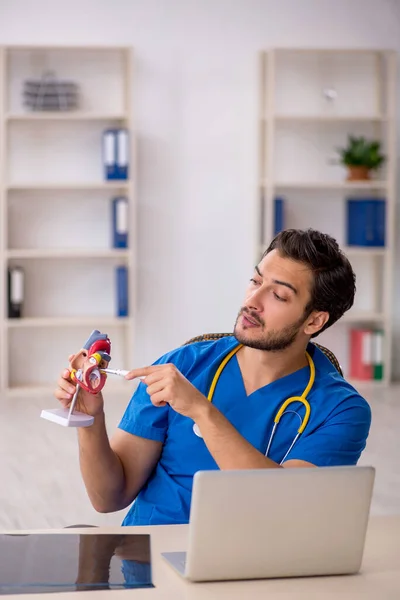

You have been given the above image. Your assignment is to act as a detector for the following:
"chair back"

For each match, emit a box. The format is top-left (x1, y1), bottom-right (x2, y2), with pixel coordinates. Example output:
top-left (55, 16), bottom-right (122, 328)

top-left (183, 332), bottom-right (343, 376)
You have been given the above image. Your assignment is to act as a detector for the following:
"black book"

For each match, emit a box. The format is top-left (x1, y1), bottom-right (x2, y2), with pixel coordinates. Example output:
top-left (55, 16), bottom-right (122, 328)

top-left (7, 267), bottom-right (24, 319)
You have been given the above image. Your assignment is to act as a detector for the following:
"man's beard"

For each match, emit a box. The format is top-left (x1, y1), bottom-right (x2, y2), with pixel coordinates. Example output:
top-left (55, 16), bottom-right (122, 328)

top-left (233, 308), bottom-right (307, 352)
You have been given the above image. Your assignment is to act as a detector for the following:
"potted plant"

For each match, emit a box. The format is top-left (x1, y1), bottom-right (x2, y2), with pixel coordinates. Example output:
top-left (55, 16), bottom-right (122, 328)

top-left (337, 135), bottom-right (386, 181)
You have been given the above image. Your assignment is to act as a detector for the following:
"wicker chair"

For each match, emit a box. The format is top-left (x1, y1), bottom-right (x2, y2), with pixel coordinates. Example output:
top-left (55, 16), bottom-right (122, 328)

top-left (183, 332), bottom-right (343, 377)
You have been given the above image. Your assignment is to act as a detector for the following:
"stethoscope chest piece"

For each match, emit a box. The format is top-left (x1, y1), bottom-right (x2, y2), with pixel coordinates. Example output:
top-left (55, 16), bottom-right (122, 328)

top-left (193, 423), bottom-right (202, 438)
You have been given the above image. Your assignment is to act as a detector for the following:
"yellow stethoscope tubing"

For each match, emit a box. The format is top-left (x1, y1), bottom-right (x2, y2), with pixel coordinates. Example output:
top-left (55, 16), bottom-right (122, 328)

top-left (205, 344), bottom-right (315, 463)
top-left (273, 351), bottom-right (314, 434)
top-left (207, 344), bottom-right (243, 401)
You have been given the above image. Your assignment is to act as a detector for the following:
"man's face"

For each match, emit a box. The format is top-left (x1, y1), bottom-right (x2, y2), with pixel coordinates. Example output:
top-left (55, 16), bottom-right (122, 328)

top-left (234, 249), bottom-right (315, 351)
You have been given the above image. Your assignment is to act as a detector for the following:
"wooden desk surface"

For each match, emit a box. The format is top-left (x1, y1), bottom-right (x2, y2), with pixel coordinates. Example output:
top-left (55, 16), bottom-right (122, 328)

top-left (4, 515), bottom-right (400, 599)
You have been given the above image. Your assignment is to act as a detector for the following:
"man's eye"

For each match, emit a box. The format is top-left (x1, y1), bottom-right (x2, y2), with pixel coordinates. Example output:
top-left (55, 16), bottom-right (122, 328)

top-left (274, 292), bottom-right (287, 302)
top-left (250, 278), bottom-right (260, 285)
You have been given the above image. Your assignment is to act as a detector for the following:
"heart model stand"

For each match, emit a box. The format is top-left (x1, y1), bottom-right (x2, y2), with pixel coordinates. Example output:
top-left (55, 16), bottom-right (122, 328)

top-left (40, 329), bottom-right (128, 428)
top-left (40, 383), bottom-right (93, 428)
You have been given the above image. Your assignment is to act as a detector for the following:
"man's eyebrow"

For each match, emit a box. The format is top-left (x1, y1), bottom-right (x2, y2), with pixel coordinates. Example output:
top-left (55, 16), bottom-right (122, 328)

top-left (254, 267), bottom-right (298, 295)
top-left (273, 279), bottom-right (298, 295)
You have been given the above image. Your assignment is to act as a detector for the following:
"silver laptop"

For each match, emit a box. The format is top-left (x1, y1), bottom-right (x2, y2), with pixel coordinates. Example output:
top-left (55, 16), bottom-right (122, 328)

top-left (162, 466), bottom-right (375, 582)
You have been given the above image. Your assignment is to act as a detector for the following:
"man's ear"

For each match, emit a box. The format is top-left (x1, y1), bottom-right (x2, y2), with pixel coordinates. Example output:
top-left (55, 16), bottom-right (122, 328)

top-left (303, 311), bottom-right (329, 336)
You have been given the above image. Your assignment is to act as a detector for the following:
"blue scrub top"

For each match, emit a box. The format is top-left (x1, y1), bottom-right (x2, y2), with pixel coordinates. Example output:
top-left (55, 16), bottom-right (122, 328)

top-left (118, 336), bottom-right (371, 526)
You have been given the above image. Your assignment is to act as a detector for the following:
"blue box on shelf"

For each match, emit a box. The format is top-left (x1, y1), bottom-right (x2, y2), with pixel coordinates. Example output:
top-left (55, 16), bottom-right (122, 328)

top-left (102, 129), bottom-right (129, 181)
top-left (111, 197), bottom-right (129, 249)
top-left (116, 265), bottom-right (129, 317)
top-left (274, 197), bottom-right (285, 235)
top-left (346, 198), bottom-right (386, 247)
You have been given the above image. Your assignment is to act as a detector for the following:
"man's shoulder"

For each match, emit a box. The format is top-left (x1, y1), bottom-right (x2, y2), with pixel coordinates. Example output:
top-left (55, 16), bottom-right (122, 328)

top-left (314, 370), bottom-right (371, 426)
top-left (309, 343), bottom-right (369, 408)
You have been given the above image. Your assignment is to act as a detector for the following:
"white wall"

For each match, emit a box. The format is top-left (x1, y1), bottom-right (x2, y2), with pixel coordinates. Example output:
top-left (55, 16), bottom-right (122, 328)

top-left (1, 0), bottom-right (400, 375)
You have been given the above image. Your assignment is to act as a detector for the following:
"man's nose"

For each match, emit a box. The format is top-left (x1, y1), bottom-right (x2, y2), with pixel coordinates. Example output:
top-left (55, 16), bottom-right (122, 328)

top-left (246, 288), bottom-right (265, 312)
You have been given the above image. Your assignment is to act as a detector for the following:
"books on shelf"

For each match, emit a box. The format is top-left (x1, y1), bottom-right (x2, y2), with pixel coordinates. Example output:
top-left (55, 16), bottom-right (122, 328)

top-left (102, 128), bottom-right (129, 180)
top-left (116, 265), bottom-right (129, 317)
top-left (274, 197), bottom-right (285, 235)
top-left (8, 266), bottom-right (24, 318)
top-left (111, 197), bottom-right (129, 248)
top-left (346, 198), bottom-right (386, 247)
top-left (271, 196), bottom-right (387, 248)
top-left (349, 328), bottom-right (384, 381)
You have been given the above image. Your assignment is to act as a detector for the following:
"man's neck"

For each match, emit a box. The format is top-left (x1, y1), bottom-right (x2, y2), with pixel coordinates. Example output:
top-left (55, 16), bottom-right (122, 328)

top-left (236, 342), bottom-right (309, 396)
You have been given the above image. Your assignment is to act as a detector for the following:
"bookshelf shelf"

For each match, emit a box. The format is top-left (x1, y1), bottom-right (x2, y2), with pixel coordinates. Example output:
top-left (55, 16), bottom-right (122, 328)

top-left (6, 380), bottom-right (128, 398)
top-left (273, 114), bottom-right (387, 122)
top-left (5, 384), bottom-right (66, 398)
top-left (6, 249), bottom-right (130, 259)
top-left (6, 45), bottom-right (131, 51)
top-left (270, 181), bottom-right (388, 190)
top-left (343, 247), bottom-right (386, 257)
top-left (258, 48), bottom-right (396, 384)
top-left (341, 311), bottom-right (385, 323)
top-left (6, 316), bottom-right (131, 328)
top-left (347, 378), bottom-right (387, 389)
top-left (6, 112), bottom-right (128, 122)
top-left (6, 182), bottom-right (131, 191)
top-left (0, 45), bottom-right (135, 394)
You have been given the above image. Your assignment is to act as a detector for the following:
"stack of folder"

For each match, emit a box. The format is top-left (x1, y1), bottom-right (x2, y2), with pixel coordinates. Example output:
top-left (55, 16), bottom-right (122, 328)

top-left (346, 198), bottom-right (386, 247)
top-left (116, 266), bottom-right (128, 317)
top-left (271, 196), bottom-right (387, 249)
top-left (111, 197), bottom-right (129, 249)
top-left (274, 197), bottom-right (285, 235)
top-left (103, 128), bottom-right (129, 180)
top-left (8, 266), bottom-right (24, 318)
top-left (349, 329), bottom-right (384, 381)
top-left (110, 196), bottom-right (129, 317)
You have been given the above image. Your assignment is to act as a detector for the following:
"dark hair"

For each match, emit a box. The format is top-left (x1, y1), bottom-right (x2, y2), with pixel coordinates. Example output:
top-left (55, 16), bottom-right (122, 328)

top-left (264, 228), bottom-right (356, 337)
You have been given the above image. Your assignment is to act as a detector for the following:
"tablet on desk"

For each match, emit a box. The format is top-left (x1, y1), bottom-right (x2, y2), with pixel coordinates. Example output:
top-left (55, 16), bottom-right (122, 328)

top-left (0, 532), bottom-right (154, 595)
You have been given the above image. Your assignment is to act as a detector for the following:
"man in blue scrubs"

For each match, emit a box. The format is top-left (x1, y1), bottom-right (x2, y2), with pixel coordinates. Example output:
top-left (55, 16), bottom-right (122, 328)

top-left (55, 229), bottom-right (371, 526)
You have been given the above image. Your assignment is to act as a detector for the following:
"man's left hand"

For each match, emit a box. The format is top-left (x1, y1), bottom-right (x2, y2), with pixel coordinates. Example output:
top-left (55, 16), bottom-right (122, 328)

top-left (125, 364), bottom-right (209, 420)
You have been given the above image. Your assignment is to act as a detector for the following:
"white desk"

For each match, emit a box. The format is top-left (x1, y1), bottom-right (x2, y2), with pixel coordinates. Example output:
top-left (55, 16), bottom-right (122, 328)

top-left (6, 515), bottom-right (400, 599)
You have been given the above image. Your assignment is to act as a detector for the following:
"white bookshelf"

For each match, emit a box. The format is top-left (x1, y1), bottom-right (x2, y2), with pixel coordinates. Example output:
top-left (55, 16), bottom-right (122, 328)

top-left (6, 113), bottom-right (128, 121)
top-left (274, 115), bottom-right (387, 122)
top-left (6, 317), bottom-right (130, 329)
top-left (0, 45), bottom-right (135, 394)
top-left (7, 183), bottom-right (130, 191)
top-left (273, 181), bottom-right (387, 190)
top-left (6, 249), bottom-right (130, 259)
top-left (258, 48), bottom-right (397, 385)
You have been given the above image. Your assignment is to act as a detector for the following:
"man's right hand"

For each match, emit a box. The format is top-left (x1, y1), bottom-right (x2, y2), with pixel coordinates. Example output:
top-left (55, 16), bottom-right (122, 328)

top-left (54, 354), bottom-right (105, 417)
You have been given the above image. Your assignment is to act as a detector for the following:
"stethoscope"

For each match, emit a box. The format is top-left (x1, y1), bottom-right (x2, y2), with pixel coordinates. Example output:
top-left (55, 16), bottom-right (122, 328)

top-left (193, 344), bottom-right (315, 465)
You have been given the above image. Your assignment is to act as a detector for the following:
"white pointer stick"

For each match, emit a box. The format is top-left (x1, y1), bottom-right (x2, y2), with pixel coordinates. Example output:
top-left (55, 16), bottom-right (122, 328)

top-left (100, 368), bottom-right (130, 377)
top-left (100, 368), bottom-right (145, 379)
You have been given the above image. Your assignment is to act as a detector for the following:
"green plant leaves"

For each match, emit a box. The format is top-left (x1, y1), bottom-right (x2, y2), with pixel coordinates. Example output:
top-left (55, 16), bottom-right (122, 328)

top-left (336, 135), bottom-right (385, 170)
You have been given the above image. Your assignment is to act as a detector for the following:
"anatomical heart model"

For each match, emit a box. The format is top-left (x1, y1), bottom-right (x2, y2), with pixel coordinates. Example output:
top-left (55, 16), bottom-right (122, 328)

top-left (70, 330), bottom-right (112, 395)
top-left (40, 329), bottom-right (113, 428)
